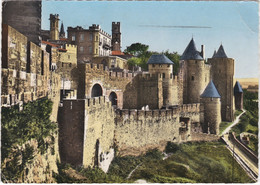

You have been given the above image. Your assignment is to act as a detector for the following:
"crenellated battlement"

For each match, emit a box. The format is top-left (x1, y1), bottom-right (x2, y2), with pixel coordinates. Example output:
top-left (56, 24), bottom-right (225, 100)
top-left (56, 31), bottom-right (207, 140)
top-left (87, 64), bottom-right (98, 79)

top-left (65, 44), bottom-right (77, 49)
top-left (116, 103), bottom-right (200, 120)
top-left (179, 103), bottom-right (200, 113)
top-left (138, 73), bottom-right (162, 80)
top-left (85, 96), bottom-right (111, 108)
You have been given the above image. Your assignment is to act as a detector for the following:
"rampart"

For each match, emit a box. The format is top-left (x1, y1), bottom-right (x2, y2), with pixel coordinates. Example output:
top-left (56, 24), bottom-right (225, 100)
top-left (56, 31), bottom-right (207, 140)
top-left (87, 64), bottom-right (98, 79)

top-left (229, 132), bottom-right (258, 165)
top-left (114, 104), bottom-right (201, 156)
top-left (58, 96), bottom-right (115, 172)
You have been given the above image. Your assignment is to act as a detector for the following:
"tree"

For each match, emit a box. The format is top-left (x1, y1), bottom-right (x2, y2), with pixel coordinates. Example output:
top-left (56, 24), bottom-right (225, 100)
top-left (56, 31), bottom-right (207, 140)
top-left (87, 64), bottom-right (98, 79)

top-left (124, 43), bottom-right (149, 57)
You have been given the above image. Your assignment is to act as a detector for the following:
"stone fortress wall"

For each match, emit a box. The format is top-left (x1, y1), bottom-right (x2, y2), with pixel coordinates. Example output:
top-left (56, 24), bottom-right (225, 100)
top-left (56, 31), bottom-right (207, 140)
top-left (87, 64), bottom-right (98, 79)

top-left (114, 104), bottom-right (201, 156)
top-left (58, 96), bottom-right (115, 172)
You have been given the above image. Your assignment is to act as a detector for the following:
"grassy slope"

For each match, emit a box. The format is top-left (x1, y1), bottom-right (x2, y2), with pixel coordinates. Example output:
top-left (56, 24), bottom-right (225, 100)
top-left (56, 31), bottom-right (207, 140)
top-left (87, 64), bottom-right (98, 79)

top-left (54, 142), bottom-right (253, 183)
top-left (127, 142), bottom-right (253, 183)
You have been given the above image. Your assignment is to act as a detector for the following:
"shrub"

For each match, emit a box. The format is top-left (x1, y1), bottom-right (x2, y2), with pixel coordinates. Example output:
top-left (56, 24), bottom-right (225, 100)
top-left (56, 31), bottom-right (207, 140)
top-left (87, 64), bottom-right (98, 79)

top-left (165, 142), bottom-right (180, 154)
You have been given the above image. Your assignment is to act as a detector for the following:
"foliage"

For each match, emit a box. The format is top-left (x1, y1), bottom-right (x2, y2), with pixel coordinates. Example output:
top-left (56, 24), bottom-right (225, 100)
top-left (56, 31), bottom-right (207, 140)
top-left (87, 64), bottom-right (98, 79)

top-left (125, 43), bottom-right (180, 71)
top-left (124, 42), bottom-right (149, 57)
top-left (164, 141), bottom-right (180, 153)
top-left (1, 98), bottom-right (57, 181)
top-left (122, 142), bottom-right (252, 183)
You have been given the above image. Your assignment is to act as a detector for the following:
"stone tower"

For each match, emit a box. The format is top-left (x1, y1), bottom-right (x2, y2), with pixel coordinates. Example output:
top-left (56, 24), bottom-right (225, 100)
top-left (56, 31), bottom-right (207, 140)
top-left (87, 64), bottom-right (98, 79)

top-left (2, 1), bottom-right (42, 46)
top-left (112, 22), bottom-right (121, 51)
top-left (60, 22), bottom-right (65, 39)
top-left (208, 45), bottom-right (235, 121)
top-left (234, 81), bottom-right (243, 110)
top-left (180, 38), bottom-right (209, 104)
top-left (49, 14), bottom-right (60, 40)
top-left (200, 80), bottom-right (221, 135)
top-left (147, 54), bottom-right (177, 107)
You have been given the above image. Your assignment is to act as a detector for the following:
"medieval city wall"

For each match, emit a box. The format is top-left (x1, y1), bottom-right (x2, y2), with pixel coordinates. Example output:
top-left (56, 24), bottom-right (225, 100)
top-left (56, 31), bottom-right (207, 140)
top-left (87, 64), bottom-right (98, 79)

top-left (58, 97), bottom-right (115, 172)
top-left (114, 104), bottom-right (200, 156)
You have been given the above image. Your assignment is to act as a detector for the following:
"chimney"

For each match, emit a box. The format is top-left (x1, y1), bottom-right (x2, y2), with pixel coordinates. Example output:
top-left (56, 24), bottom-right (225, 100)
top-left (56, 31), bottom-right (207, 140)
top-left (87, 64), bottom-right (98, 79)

top-left (201, 45), bottom-right (205, 59)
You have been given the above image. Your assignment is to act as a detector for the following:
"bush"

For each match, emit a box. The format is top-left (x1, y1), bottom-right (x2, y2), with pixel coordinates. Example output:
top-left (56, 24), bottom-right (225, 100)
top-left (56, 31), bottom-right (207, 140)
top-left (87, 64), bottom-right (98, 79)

top-left (144, 149), bottom-right (163, 160)
top-left (165, 142), bottom-right (180, 154)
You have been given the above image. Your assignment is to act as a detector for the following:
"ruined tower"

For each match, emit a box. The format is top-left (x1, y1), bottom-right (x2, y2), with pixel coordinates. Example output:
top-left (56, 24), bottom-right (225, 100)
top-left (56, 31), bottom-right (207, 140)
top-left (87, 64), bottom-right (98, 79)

top-left (112, 22), bottom-right (121, 51)
top-left (59, 22), bottom-right (65, 39)
top-left (208, 45), bottom-right (235, 121)
top-left (147, 54), bottom-right (177, 107)
top-left (50, 14), bottom-right (60, 40)
top-left (2, 1), bottom-right (42, 46)
top-left (180, 38), bottom-right (209, 104)
top-left (234, 81), bottom-right (243, 110)
top-left (201, 80), bottom-right (221, 135)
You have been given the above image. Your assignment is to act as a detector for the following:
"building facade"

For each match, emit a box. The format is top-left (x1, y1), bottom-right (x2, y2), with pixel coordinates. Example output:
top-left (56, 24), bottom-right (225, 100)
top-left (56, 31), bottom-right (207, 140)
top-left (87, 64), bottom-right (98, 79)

top-left (67, 25), bottom-right (112, 62)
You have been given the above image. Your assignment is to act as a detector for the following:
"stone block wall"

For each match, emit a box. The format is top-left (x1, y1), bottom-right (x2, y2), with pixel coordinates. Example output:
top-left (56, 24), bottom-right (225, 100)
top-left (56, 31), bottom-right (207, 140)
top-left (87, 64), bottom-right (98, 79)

top-left (114, 104), bottom-right (201, 156)
top-left (58, 97), bottom-right (115, 172)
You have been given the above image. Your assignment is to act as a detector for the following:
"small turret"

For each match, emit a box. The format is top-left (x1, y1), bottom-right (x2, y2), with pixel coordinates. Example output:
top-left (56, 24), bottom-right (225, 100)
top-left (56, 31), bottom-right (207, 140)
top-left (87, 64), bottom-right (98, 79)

top-left (234, 81), bottom-right (243, 110)
top-left (147, 54), bottom-right (177, 107)
top-left (200, 80), bottom-right (221, 135)
top-left (213, 44), bottom-right (228, 58)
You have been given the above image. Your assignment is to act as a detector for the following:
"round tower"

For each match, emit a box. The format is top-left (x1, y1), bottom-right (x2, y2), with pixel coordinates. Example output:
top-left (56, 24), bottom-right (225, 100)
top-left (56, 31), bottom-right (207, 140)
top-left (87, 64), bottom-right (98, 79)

top-left (147, 54), bottom-right (177, 107)
top-left (180, 38), bottom-right (207, 104)
top-left (234, 81), bottom-right (243, 110)
top-left (200, 80), bottom-right (221, 135)
top-left (208, 44), bottom-right (235, 121)
top-left (49, 14), bottom-right (59, 40)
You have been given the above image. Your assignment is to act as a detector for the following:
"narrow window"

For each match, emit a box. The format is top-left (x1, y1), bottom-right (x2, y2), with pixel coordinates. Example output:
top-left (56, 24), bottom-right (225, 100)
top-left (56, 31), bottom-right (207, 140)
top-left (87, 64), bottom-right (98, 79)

top-left (62, 62), bottom-right (64, 67)
top-left (68, 55), bottom-right (70, 59)
top-left (96, 36), bottom-right (98, 41)
top-left (80, 46), bottom-right (84, 53)
top-left (80, 34), bottom-right (84, 41)
top-left (89, 33), bottom-right (93, 41)
top-left (89, 46), bottom-right (92, 54)
top-left (163, 73), bottom-right (165, 78)
top-left (191, 76), bottom-right (194, 81)
top-left (72, 35), bottom-right (76, 41)
top-left (69, 63), bottom-right (72, 67)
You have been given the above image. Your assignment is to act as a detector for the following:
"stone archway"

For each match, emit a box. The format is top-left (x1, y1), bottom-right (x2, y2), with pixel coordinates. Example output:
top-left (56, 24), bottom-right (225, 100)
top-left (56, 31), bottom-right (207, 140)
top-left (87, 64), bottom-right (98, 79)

top-left (109, 92), bottom-right (117, 106)
top-left (91, 84), bottom-right (103, 97)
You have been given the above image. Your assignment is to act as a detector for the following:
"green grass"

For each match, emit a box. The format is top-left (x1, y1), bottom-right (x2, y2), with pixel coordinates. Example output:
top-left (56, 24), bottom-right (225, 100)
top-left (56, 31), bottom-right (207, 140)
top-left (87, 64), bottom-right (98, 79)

top-left (219, 110), bottom-right (243, 135)
top-left (127, 142), bottom-right (253, 183)
top-left (54, 142), bottom-right (253, 183)
top-left (219, 121), bottom-right (232, 134)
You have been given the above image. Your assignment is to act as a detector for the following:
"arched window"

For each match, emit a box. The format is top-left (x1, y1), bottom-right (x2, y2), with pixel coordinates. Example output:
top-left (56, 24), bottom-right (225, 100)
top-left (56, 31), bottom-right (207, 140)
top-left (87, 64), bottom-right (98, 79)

top-left (109, 92), bottom-right (117, 106)
top-left (91, 84), bottom-right (103, 97)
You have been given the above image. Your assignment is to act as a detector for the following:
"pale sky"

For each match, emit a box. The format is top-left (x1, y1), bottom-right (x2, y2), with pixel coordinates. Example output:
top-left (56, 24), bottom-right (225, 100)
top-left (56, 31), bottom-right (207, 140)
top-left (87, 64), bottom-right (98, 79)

top-left (42, 1), bottom-right (259, 78)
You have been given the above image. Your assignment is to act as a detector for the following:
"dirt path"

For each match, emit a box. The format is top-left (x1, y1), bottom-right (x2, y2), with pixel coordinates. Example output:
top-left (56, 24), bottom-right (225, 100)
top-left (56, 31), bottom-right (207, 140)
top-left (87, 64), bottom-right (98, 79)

top-left (126, 162), bottom-right (143, 179)
top-left (221, 109), bottom-right (246, 136)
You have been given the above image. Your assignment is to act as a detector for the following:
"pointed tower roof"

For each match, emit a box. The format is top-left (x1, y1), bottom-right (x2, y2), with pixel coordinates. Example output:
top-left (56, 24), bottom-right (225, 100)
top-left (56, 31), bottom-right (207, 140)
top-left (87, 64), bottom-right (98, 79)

top-left (59, 22), bottom-right (65, 38)
top-left (180, 38), bottom-right (203, 60)
top-left (213, 44), bottom-right (228, 58)
top-left (147, 54), bottom-right (174, 65)
top-left (212, 50), bottom-right (217, 58)
top-left (234, 81), bottom-right (243, 94)
top-left (201, 80), bottom-right (221, 98)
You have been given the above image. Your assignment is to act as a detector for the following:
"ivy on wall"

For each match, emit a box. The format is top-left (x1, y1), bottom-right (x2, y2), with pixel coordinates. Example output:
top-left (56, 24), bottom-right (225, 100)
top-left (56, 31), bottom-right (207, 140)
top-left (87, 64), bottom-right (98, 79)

top-left (1, 97), bottom-right (57, 181)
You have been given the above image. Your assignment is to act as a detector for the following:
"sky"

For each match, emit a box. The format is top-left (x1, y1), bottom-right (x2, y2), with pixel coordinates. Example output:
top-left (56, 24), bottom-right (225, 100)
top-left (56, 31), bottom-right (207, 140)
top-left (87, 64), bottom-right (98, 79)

top-left (42, 1), bottom-right (259, 78)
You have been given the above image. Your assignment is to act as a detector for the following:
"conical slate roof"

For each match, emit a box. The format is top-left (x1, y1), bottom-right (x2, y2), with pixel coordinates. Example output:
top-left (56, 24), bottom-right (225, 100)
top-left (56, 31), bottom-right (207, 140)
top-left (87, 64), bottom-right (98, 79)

top-left (59, 22), bottom-right (65, 37)
top-left (234, 81), bottom-right (243, 94)
top-left (213, 44), bottom-right (228, 58)
top-left (180, 38), bottom-right (203, 60)
top-left (201, 80), bottom-right (221, 98)
top-left (147, 54), bottom-right (174, 65)
top-left (212, 50), bottom-right (217, 58)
